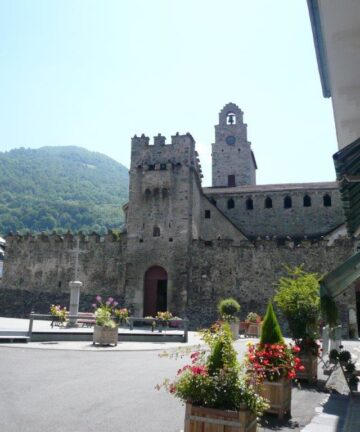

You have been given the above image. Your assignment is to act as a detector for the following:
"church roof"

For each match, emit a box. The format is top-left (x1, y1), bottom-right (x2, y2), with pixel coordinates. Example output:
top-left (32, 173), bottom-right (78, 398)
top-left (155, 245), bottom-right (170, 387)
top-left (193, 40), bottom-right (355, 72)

top-left (203, 181), bottom-right (338, 195)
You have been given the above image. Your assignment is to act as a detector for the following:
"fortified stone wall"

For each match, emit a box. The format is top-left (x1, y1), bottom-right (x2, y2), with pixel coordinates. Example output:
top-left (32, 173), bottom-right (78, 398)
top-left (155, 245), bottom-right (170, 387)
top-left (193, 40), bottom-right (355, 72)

top-left (0, 232), bottom-right (126, 317)
top-left (187, 237), bottom-right (356, 330)
top-left (204, 183), bottom-right (344, 239)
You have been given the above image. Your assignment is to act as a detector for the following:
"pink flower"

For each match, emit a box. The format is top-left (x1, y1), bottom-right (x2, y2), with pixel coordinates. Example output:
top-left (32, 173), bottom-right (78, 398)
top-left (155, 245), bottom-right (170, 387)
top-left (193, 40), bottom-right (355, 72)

top-left (96, 295), bottom-right (102, 302)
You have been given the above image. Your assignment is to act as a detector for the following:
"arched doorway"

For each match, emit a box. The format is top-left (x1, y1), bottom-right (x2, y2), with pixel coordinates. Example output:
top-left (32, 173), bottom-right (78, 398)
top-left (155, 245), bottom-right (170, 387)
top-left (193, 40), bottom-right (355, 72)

top-left (143, 266), bottom-right (168, 317)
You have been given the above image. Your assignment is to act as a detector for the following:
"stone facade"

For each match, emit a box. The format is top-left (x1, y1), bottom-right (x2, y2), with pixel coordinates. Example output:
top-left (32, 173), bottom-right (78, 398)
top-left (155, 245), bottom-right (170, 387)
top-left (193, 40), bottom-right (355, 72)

top-left (0, 103), bottom-right (357, 333)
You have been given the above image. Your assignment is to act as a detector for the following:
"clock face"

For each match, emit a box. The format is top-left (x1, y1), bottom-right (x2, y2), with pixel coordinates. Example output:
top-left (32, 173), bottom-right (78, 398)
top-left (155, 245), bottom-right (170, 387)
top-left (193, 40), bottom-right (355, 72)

top-left (226, 135), bottom-right (236, 145)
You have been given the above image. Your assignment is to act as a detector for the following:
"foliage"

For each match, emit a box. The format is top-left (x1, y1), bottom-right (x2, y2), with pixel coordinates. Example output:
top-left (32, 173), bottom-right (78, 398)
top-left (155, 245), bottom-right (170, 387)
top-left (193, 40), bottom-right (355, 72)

top-left (260, 302), bottom-right (284, 345)
top-left (320, 293), bottom-right (339, 328)
top-left (50, 304), bottom-right (67, 322)
top-left (92, 295), bottom-right (118, 328)
top-left (295, 338), bottom-right (320, 356)
top-left (274, 265), bottom-right (321, 339)
top-left (246, 312), bottom-right (261, 323)
top-left (158, 322), bottom-right (269, 417)
top-left (156, 311), bottom-right (173, 321)
top-left (246, 341), bottom-right (303, 381)
top-left (338, 350), bottom-right (351, 363)
top-left (217, 298), bottom-right (240, 322)
top-left (247, 302), bottom-right (302, 382)
top-left (114, 307), bottom-right (129, 324)
top-left (329, 349), bottom-right (340, 360)
top-left (0, 146), bottom-right (128, 236)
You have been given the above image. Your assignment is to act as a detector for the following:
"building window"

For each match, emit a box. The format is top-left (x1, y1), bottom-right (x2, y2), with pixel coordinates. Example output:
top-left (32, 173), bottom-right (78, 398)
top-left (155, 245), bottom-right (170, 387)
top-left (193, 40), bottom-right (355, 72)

top-left (153, 226), bottom-right (160, 237)
top-left (205, 210), bottom-right (211, 219)
top-left (265, 197), bottom-right (272, 209)
top-left (284, 196), bottom-right (292, 209)
top-left (58, 281), bottom-right (62, 288)
top-left (144, 188), bottom-right (151, 199)
top-left (227, 198), bottom-right (235, 209)
top-left (228, 175), bottom-right (235, 187)
top-left (160, 163), bottom-right (167, 170)
top-left (303, 195), bottom-right (311, 207)
top-left (246, 198), bottom-right (253, 210)
top-left (323, 194), bottom-right (332, 207)
top-left (210, 198), bottom-right (217, 207)
top-left (148, 164), bottom-right (155, 171)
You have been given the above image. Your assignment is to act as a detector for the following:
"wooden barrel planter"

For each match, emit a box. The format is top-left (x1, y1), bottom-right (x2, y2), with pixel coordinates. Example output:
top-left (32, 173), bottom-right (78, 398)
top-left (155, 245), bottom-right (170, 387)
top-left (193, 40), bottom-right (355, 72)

top-left (93, 325), bottom-right (118, 346)
top-left (184, 403), bottom-right (257, 432)
top-left (259, 377), bottom-right (291, 419)
top-left (296, 353), bottom-right (318, 382)
top-left (245, 322), bottom-right (262, 337)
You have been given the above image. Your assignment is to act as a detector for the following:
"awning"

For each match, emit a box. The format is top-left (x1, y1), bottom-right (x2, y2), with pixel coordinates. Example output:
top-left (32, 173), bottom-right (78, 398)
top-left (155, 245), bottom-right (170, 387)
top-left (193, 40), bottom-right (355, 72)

top-left (333, 137), bottom-right (360, 236)
top-left (320, 250), bottom-right (360, 298)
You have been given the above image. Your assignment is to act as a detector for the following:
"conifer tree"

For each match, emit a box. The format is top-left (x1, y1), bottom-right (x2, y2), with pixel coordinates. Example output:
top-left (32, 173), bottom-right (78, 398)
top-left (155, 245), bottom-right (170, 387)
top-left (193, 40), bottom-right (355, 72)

top-left (260, 301), bottom-right (284, 345)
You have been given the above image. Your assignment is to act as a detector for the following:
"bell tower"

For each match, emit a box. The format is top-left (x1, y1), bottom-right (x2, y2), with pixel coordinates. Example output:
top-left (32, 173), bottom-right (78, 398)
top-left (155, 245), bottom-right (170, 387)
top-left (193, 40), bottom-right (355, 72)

top-left (212, 103), bottom-right (257, 187)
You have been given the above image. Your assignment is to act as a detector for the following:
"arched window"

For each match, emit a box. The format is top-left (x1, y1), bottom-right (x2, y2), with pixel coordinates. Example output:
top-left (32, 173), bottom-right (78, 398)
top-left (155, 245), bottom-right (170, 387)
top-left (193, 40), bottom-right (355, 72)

top-left (226, 112), bottom-right (236, 125)
top-left (265, 197), bottom-right (272, 209)
top-left (284, 196), bottom-right (292, 209)
top-left (246, 198), bottom-right (253, 210)
top-left (227, 198), bottom-right (235, 209)
top-left (323, 194), bottom-right (332, 207)
top-left (303, 195), bottom-right (311, 207)
top-left (153, 226), bottom-right (160, 237)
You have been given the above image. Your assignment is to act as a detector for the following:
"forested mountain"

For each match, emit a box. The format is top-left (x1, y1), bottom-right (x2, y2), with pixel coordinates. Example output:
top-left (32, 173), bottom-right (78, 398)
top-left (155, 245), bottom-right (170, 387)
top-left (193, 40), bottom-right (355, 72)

top-left (0, 146), bottom-right (129, 235)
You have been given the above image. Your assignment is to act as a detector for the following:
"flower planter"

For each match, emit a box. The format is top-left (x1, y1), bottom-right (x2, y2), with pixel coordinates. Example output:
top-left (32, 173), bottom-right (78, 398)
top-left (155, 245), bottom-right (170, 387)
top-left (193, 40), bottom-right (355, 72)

top-left (93, 325), bottom-right (118, 346)
top-left (245, 322), bottom-right (262, 338)
top-left (296, 353), bottom-right (318, 382)
top-left (259, 377), bottom-right (291, 419)
top-left (184, 403), bottom-right (257, 432)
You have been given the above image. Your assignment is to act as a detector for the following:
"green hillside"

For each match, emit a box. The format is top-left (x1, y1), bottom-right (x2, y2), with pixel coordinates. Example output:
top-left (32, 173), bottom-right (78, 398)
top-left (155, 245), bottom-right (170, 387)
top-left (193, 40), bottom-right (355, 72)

top-left (0, 146), bottom-right (129, 235)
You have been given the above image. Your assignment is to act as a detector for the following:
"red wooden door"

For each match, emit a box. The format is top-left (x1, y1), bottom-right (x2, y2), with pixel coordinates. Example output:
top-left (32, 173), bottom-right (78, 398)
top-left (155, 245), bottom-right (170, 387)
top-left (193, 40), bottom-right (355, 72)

top-left (143, 266), bottom-right (168, 317)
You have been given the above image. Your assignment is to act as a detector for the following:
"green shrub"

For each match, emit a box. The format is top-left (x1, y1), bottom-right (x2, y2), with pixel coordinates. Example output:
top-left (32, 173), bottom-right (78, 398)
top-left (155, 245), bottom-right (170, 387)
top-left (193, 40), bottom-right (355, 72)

top-left (260, 302), bottom-right (284, 345)
top-left (274, 265), bottom-right (320, 339)
top-left (338, 350), bottom-right (351, 363)
top-left (217, 298), bottom-right (240, 322)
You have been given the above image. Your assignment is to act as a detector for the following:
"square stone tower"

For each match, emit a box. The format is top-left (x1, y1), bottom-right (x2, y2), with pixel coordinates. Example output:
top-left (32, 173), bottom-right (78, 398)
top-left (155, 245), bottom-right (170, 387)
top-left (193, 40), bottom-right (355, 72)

top-left (124, 133), bottom-right (203, 317)
top-left (212, 102), bottom-right (257, 187)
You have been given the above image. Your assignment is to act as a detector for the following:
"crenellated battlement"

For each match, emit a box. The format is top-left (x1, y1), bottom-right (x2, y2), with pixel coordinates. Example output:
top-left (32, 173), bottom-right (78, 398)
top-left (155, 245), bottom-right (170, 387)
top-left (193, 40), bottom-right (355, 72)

top-left (131, 132), bottom-right (195, 149)
top-left (5, 230), bottom-right (124, 245)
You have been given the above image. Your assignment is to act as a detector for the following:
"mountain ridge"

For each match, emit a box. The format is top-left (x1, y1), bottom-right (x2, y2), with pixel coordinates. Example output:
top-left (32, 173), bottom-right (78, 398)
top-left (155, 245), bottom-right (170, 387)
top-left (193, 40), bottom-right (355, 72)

top-left (0, 146), bottom-right (129, 235)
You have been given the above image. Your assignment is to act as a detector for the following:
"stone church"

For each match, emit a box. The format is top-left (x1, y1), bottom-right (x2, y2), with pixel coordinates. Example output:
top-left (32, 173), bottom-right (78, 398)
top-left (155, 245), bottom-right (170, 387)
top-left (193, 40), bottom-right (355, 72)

top-left (1, 103), bottom-right (358, 332)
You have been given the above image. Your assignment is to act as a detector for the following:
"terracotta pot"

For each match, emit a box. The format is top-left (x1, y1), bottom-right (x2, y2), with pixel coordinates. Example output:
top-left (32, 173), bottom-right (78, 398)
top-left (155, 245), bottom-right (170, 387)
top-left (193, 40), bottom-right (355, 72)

top-left (184, 403), bottom-right (257, 432)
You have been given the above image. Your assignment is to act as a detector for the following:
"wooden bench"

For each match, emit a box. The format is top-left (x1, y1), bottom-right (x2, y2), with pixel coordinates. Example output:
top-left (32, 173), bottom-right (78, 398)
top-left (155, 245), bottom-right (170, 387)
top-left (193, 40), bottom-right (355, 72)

top-left (77, 312), bottom-right (96, 327)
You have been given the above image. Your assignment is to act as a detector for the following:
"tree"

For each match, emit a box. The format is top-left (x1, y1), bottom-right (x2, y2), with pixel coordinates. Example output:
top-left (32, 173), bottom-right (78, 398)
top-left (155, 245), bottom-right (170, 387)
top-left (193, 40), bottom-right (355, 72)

top-left (274, 265), bottom-right (320, 340)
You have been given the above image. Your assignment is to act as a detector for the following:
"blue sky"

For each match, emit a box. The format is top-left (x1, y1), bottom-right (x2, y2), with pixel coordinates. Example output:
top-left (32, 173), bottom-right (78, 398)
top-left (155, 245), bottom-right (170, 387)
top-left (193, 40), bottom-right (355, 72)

top-left (0, 0), bottom-right (338, 186)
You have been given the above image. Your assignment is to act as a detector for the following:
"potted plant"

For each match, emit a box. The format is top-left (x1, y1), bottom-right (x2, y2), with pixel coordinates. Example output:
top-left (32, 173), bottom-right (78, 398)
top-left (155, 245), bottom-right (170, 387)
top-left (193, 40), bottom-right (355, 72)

top-left (50, 304), bottom-right (67, 327)
top-left (329, 349), bottom-right (339, 364)
top-left (218, 298), bottom-right (241, 339)
top-left (114, 307), bottom-right (129, 327)
top-left (156, 311), bottom-right (173, 332)
top-left (158, 322), bottom-right (268, 432)
top-left (274, 266), bottom-right (321, 382)
top-left (245, 302), bottom-right (303, 419)
top-left (92, 295), bottom-right (119, 346)
top-left (245, 312), bottom-right (262, 337)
